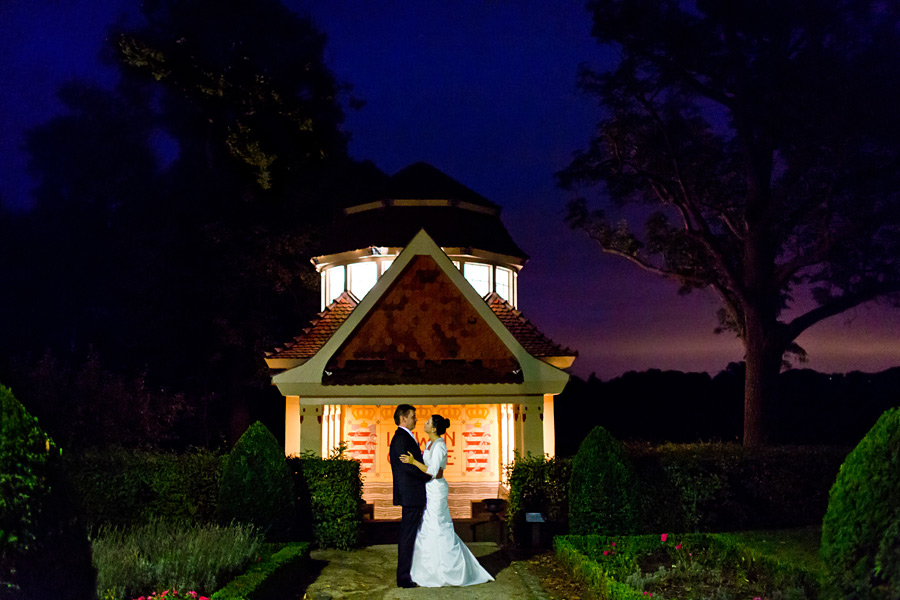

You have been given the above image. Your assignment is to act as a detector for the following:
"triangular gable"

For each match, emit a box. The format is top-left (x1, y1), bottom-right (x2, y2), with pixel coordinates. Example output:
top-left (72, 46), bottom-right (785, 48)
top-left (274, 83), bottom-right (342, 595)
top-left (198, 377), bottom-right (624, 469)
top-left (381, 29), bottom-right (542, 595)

top-left (272, 229), bottom-right (569, 399)
top-left (324, 254), bottom-right (521, 384)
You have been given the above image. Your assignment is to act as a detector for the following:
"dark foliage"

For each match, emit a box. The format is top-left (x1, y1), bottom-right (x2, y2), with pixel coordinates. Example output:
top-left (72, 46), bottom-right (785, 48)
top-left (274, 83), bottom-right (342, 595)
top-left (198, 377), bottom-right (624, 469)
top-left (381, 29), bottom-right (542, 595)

top-left (504, 452), bottom-right (572, 545)
top-left (556, 365), bottom-right (900, 452)
top-left (66, 448), bottom-right (221, 529)
top-left (0, 0), bottom-right (385, 451)
top-left (217, 422), bottom-right (296, 541)
top-left (821, 408), bottom-right (900, 599)
top-left (288, 448), bottom-right (363, 550)
top-left (569, 426), bottom-right (638, 535)
top-left (0, 385), bottom-right (95, 599)
top-left (631, 443), bottom-right (848, 533)
top-left (3, 350), bottom-right (193, 451)
top-left (561, 0), bottom-right (900, 445)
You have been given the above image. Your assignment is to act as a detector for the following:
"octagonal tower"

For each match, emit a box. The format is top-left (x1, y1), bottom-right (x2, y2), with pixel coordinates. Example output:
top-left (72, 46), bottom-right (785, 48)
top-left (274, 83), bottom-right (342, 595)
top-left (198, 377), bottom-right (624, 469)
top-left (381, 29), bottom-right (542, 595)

top-left (312, 162), bottom-right (528, 309)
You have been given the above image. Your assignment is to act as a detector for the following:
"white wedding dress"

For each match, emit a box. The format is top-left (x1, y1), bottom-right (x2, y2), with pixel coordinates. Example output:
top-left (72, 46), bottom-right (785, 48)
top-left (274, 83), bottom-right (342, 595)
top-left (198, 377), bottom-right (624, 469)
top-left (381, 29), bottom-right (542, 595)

top-left (409, 439), bottom-right (494, 587)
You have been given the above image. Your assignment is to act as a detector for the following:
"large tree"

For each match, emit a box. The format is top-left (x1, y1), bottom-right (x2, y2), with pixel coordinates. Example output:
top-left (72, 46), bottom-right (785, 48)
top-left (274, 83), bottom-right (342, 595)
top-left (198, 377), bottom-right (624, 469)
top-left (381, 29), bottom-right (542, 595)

top-left (4, 0), bottom-right (380, 446)
top-left (559, 0), bottom-right (900, 445)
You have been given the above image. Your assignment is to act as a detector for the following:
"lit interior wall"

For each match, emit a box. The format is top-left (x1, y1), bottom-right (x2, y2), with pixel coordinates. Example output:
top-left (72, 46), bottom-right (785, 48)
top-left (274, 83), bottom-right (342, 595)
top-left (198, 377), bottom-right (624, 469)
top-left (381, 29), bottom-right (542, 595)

top-left (341, 404), bottom-right (503, 483)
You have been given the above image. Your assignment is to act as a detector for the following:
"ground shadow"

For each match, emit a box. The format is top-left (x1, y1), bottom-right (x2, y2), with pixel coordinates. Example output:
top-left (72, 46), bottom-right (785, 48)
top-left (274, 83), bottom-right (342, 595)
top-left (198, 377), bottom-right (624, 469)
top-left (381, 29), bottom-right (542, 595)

top-left (285, 556), bottom-right (328, 600)
top-left (478, 548), bottom-right (512, 578)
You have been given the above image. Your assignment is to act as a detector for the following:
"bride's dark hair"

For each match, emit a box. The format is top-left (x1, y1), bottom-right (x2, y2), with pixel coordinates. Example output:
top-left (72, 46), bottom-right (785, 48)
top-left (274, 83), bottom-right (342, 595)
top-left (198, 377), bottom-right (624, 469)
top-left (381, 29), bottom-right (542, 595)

top-left (431, 414), bottom-right (450, 435)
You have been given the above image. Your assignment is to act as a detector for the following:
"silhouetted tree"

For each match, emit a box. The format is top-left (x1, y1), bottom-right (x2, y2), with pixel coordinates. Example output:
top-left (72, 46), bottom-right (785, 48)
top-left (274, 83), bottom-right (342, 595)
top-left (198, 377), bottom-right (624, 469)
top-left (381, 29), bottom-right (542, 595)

top-left (5, 0), bottom-right (381, 447)
top-left (559, 0), bottom-right (900, 445)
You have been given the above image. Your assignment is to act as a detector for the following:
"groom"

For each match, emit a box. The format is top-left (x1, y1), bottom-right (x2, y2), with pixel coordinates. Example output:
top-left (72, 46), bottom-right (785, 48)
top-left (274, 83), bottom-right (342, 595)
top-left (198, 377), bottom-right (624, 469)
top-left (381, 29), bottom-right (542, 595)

top-left (389, 404), bottom-right (431, 588)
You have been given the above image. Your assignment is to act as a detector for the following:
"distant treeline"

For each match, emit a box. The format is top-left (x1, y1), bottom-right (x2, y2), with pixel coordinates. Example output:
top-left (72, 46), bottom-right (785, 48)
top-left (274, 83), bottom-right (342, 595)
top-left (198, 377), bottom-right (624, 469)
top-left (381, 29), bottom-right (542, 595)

top-left (555, 363), bottom-right (900, 454)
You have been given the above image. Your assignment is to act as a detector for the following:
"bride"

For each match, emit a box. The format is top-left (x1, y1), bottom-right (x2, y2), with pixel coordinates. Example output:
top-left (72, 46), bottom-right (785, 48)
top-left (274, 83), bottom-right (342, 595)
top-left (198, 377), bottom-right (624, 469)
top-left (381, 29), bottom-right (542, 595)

top-left (400, 414), bottom-right (494, 587)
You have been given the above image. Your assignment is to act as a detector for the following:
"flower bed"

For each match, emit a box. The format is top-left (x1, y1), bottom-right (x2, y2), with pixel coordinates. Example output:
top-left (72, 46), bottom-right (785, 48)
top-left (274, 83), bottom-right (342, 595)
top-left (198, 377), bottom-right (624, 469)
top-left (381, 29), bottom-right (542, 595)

top-left (554, 532), bottom-right (821, 599)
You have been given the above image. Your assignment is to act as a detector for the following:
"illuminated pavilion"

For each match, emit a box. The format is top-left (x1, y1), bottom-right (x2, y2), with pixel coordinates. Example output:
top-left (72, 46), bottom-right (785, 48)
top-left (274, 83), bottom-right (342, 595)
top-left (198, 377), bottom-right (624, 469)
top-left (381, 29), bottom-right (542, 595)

top-left (265, 162), bottom-right (576, 517)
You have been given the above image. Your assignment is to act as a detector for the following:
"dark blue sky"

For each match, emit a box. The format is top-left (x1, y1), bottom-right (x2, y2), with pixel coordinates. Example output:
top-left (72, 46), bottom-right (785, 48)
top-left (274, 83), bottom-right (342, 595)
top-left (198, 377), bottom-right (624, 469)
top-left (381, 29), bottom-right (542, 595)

top-left (2, 0), bottom-right (897, 378)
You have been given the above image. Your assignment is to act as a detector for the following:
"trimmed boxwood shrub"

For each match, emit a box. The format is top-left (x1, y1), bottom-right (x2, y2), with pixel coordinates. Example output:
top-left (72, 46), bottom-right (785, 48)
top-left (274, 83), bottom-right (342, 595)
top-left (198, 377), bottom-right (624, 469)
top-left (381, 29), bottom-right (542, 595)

top-left (504, 452), bottom-right (571, 545)
top-left (821, 407), bottom-right (900, 599)
top-left (218, 422), bottom-right (296, 541)
top-left (569, 426), bottom-right (637, 535)
top-left (288, 448), bottom-right (363, 549)
top-left (211, 542), bottom-right (309, 600)
top-left (0, 384), bottom-right (95, 599)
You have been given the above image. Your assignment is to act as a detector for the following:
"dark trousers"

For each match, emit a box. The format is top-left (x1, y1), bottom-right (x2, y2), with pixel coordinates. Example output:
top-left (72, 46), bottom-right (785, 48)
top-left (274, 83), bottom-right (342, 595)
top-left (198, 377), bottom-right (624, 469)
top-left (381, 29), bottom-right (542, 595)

top-left (397, 505), bottom-right (424, 586)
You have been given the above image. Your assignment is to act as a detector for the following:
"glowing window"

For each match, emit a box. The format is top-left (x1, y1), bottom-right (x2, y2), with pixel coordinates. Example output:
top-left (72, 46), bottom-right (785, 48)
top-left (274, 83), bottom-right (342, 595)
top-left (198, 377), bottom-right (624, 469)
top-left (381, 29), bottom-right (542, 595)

top-left (349, 262), bottom-right (378, 300)
top-left (326, 266), bottom-right (345, 304)
top-left (495, 266), bottom-right (512, 301)
top-left (380, 259), bottom-right (394, 275)
top-left (463, 263), bottom-right (491, 297)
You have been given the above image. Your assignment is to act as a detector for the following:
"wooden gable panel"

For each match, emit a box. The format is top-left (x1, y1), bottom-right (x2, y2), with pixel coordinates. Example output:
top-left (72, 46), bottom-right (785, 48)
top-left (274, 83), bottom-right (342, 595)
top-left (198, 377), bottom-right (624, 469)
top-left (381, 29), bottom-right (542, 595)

top-left (324, 255), bottom-right (520, 384)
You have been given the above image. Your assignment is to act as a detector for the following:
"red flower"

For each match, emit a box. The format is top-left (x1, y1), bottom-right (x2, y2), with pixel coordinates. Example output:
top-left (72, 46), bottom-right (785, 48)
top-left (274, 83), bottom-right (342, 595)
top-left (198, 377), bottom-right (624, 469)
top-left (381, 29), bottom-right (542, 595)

top-left (603, 550), bottom-right (609, 555)
top-left (675, 544), bottom-right (682, 550)
top-left (660, 533), bottom-right (667, 542)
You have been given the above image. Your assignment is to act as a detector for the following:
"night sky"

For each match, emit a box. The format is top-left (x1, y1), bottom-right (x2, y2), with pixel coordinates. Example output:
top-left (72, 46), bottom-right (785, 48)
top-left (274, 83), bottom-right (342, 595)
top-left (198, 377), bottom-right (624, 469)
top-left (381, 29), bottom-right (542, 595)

top-left (2, 0), bottom-right (898, 379)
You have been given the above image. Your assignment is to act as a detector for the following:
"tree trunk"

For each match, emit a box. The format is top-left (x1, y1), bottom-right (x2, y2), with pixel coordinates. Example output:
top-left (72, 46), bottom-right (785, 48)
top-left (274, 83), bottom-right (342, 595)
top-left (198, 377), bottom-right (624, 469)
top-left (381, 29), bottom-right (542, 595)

top-left (742, 315), bottom-right (785, 447)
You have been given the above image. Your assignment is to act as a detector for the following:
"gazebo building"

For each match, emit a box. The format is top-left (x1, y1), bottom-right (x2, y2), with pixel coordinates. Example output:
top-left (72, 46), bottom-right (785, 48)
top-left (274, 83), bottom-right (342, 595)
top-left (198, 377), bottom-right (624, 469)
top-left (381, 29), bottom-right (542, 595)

top-left (265, 163), bottom-right (576, 518)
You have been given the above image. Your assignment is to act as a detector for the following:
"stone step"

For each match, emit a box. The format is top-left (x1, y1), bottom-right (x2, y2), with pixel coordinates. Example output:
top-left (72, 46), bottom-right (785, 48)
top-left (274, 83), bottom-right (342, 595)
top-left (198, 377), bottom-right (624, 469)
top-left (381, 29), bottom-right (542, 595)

top-left (362, 481), bottom-right (506, 520)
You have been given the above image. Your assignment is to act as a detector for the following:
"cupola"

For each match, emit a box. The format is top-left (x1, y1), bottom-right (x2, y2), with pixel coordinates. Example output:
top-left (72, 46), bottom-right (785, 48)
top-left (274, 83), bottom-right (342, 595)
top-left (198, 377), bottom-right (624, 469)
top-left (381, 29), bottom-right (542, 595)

top-left (312, 162), bottom-right (528, 309)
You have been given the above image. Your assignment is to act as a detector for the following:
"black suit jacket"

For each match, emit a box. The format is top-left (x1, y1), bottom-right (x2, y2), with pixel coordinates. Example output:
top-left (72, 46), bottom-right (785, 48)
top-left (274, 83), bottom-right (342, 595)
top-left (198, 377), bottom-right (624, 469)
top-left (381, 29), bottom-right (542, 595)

top-left (389, 427), bottom-right (430, 506)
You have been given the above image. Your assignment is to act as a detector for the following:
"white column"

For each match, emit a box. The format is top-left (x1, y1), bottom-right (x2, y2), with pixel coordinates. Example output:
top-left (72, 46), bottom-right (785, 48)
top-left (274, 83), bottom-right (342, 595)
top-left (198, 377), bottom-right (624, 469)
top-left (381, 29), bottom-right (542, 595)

top-left (285, 396), bottom-right (300, 456)
top-left (543, 394), bottom-right (555, 458)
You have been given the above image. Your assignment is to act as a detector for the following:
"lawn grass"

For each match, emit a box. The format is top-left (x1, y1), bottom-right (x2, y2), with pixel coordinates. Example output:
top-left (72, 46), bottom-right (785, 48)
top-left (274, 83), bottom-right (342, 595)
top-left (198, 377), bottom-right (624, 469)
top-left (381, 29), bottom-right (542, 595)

top-left (725, 527), bottom-right (823, 573)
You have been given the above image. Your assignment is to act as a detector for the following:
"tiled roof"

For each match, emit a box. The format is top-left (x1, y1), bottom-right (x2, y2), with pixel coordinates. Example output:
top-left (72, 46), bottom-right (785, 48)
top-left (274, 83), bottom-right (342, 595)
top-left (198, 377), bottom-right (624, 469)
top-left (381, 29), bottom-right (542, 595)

top-left (485, 293), bottom-right (577, 358)
top-left (382, 162), bottom-right (498, 209)
top-left (265, 292), bottom-right (357, 361)
top-left (315, 163), bottom-right (528, 260)
top-left (265, 290), bottom-right (576, 368)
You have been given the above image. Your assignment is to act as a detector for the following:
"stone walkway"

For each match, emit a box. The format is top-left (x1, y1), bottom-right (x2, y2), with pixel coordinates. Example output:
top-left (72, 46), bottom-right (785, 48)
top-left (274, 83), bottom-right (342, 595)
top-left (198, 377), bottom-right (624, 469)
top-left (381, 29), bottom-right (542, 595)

top-left (298, 542), bottom-right (550, 600)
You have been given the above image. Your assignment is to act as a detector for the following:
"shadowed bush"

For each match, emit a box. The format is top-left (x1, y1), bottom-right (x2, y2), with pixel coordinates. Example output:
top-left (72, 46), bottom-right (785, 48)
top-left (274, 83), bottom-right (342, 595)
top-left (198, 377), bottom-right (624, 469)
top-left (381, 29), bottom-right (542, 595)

top-left (569, 426), bottom-right (638, 535)
top-left (67, 448), bottom-right (222, 529)
top-left (288, 444), bottom-right (363, 549)
top-left (0, 384), bottom-right (95, 599)
top-left (217, 421), bottom-right (295, 541)
top-left (505, 452), bottom-right (571, 545)
top-left (821, 407), bottom-right (900, 599)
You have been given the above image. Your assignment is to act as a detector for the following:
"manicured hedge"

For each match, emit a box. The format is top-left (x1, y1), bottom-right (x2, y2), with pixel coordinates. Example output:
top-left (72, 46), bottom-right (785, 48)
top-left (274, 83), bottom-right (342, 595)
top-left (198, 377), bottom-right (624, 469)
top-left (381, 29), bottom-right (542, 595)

top-left (504, 452), bottom-right (571, 545)
top-left (505, 442), bottom-right (850, 542)
top-left (217, 422), bottom-right (295, 541)
top-left (630, 443), bottom-right (850, 533)
top-left (211, 542), bottom-right (309, 600)
top-left (288, 451), bottom-right (363, 550)
top-left (569, 426), bottom-right (637, 535)
top-left (821, 408), bottom-right (900, 599)
top-left (555, 533), bottom-right (820, 599)
top-left (66, 448), bottom-right (222, 529)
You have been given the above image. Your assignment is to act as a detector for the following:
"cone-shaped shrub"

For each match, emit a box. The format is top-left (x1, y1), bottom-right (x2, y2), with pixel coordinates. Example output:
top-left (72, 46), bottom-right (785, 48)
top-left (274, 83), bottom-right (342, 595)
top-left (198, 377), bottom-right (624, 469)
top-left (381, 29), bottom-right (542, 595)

top-left (568, 425), bottom-right (637, 535)
top-left (217, 421), bottom-right (295, 540)
top-left (821, 407), bottom-right (900, 599)
top-left (0, 384), bottom-right (95, 598)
